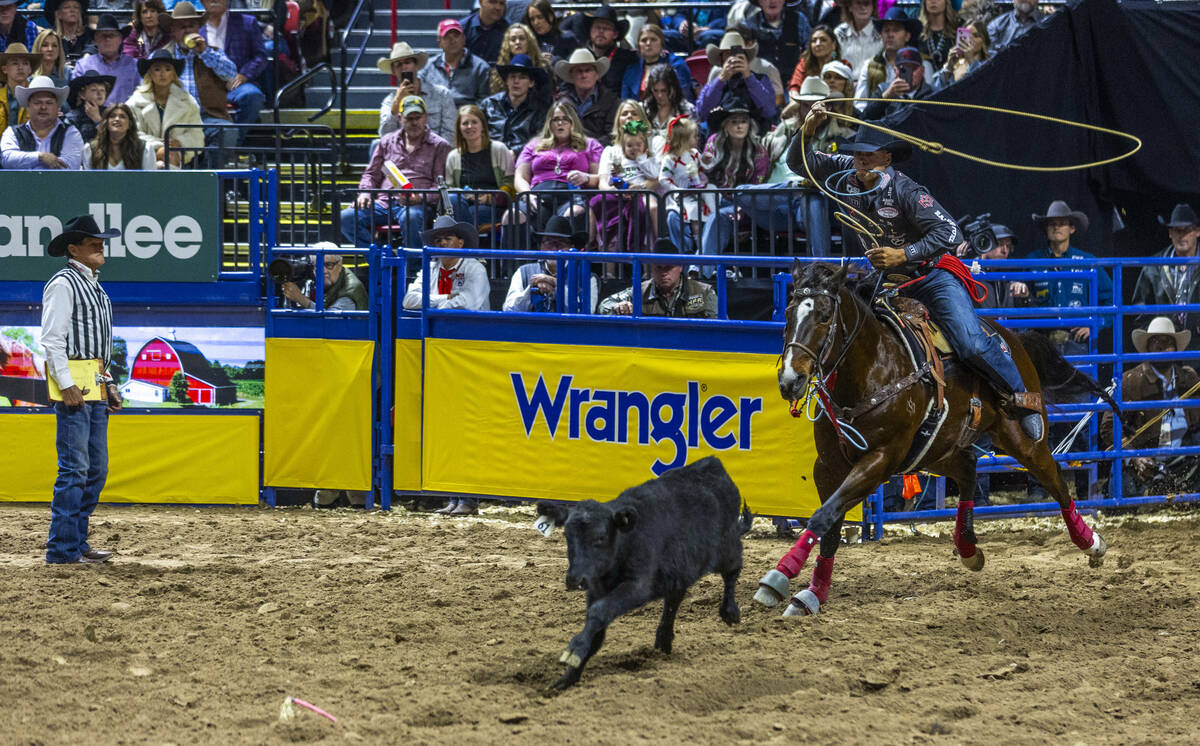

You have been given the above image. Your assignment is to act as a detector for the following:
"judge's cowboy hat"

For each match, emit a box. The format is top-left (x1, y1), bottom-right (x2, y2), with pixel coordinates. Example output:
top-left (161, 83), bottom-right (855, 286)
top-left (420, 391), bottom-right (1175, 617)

top-left (839, 124), bottom-right (913, 163)
top-left (137, 48), bottom-right (184, 77)
top-left (872, 6), bottom-right (923, 40)
top-left (705, 31), bottom-right (758, 68)
top-left (68, 69), bottom-right (116, 108)
top-left (0, 43), bottom-right (40, 71)
top-left (375, 41), bottom-right (429, 75)
top-left (1132, 316), bottom-right (1191, 354)
top-left (15, 75), bottom-right (69, 107)
top-left (534, 215), bottom-right (587, 246)
top-left (43, 0), bottom-right (90, 27)
top-left (47, 214), bottom-right (121, 258)
top-left (497, 54), bottom-right (548, 87)
top-left (582, 4), bottom-right (630, 38)
top-left (1158, 203), bottom-right (1199, 229)
top-left (1032, 200), bottom-right (1089, 233)
top-left (553, 48), bottom-right (609, 83)
top-left (420, 214), bottom-right (478, 246)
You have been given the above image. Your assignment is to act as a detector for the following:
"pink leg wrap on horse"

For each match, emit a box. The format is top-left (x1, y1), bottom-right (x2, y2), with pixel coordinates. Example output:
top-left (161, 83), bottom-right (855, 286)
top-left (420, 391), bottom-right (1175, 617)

top-left (776, 529), bottom-right (819, 578)
top-left (1060, 500), bottom-right (1096, 551)
top-left (807, 554), bottom-right (835, 604)
top-left (954, 500), bottom-right (977, 559)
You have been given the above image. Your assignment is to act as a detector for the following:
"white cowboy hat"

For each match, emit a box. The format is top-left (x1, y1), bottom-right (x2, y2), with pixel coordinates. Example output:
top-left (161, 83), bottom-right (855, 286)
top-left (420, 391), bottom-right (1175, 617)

top-left (705, 31), bottom-right (757, 68)
top-left (794, 76), bottom-right (830, 102)
top-left (1132, 316), bottom-right (1191, 353)
top-left (376, 41), bottom-right (429, 75)
top-left (15, 75), bottom-right (69, 108)
top-left (553, 48), bottom-right (610, 83)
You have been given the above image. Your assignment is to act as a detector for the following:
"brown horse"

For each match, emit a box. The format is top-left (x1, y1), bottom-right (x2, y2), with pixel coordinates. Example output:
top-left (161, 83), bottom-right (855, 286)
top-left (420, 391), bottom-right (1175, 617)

top-left (754, 262), bottom-right (1119, 616)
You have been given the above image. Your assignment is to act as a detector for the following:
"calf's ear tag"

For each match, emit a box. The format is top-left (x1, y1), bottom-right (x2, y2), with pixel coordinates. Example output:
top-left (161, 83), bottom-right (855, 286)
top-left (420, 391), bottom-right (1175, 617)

top-left (534, 515), bottom-right (555, 537)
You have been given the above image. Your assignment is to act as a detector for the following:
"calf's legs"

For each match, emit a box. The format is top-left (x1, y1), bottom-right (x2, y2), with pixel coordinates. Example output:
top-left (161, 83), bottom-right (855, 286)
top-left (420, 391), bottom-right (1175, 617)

top-left (553, 581), bottom-right (655, 690)
top-left (655, 588), bottom-right (686, 653)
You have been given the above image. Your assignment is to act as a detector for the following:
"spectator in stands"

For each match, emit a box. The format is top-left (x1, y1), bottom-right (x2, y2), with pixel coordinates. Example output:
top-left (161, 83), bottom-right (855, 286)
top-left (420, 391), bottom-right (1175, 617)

top-left (931, 19), bottom-right (990, 91)
top-left (621, 23), bottom-right (694, 103)
top-left (445, 103), bottom-right (515, 233)
top-left (0, 41), bottom-right (35, 132)
top-left (739, 0), bottom-right (812, 89)
top-left (833, 0), bottom-right (880, 80)
top-left (45, 0), bottom-right (94, 68)
top-left (342, 95), bottom-right (451, 249)
top-left (553, 48), bottom-right (619, 145)
top-left (82, 102), bottom-right (157, 170)
top-left (820, 58), bottom-right (853, 98)
top-left (0, 0), bottom-right (40, 55)
top-left (461, 0), bottom-right (508, 65)
top-left (479, 52), bottom-right (547, 156)
top-left (642, 62), bottom-right (694, 143)
top-left (163, 3), bottom-right (238, 155)
top-left (65, 69), bottom-right (113, 143)
top-left (422, 19), bottom-right (491, 109)
top-left (1025, 200), bottom-right (1113, 356)
top-left (73, 15), bottom-right (141, 106)
top-left (580, 4), bottom-right (637, 96)
top-left (697, 32), bottom-right (777, 136)
top-left (707, 27), bottom-right (785, 108)
top-left (986, 0), bottom-right (1042, 54)
top-left (592, 117), bottom-right (659, 257)
top-left (1132, 204), bottom-right (1200, 348)
top-left (282, 246), bottom-right (369, 310)
top-left (377, 41), bottom-right (455, 143)
top-left (126, 50), bottom-right (204, 168)
top-left (33, 29), bottom-right (68, 89)
top-left (523, 0), bottom-right (575, 61)
top-left (505, 100), bottom-right (602, 248)
top-left (916, 0), bottom-right (957, 70)
top-left (659, 115), bottom-right (712, 254)
top-left (658, 2), bottom-right (729, 52)
top-left (1101, 317), bottom-right (1200, 497)
top-left (1, 76), bottom-right (83, 169)
top-left (122, 0), bottom-right (169, 61)
top-left (787, 24), bottom-right (843, 100)
top-left (503, 215), bottom-right (598, 313)
top-left (697, 104), bottom-right (771, 275)
top-left (599, 237), bottom-right (718, 317)
top-left (199, 0), bottom-right (267, 133)
top-left (487, 23), bottom-right (551, 103)
top-left (402, 214), bottom-right (491, 312)
top-left (854, 8), bottom-right (934, 112)
top-left (860, 46), bottom-right (932, 119)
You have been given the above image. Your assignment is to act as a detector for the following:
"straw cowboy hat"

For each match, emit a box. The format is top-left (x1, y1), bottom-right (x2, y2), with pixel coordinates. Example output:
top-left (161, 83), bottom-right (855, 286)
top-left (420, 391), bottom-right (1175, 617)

top-left (0, 43), bottom-right (40, 71)
top-left (47, 214), bottom-right (121, 258)
top-left (794, 76), bottom-right (830, 102)
top-left (1158, 203), bottom-right (1198, 228)
top-left (706, 31), bottom-right (757, 68)
top-left (376, 41), bottom-right (428, 75)
top-left (553, 49), bottom-right (609, 83)
top-left (15, 75), bottom-right (69, 107)
top-left (1032, 200), bottom-right (1089, 232)
top-left (420, 214), bottom-right (478, 246)
top-left (160, 0), bottom-right (207, 27)
top-left (1132, 316), bottom-right (1191, 353)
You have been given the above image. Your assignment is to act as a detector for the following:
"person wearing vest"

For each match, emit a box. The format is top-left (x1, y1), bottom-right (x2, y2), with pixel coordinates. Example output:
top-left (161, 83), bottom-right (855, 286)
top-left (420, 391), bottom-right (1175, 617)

top-left (162, 2), bottom-right (236, 158)
top-left (502, 215), bottom-right (599, 313)
top-left (0, 75), bottom-right (83, 169)
top-left (40, 215), bottom-right (123, 565)
top-left (599, 238), bottom-right (718, 318)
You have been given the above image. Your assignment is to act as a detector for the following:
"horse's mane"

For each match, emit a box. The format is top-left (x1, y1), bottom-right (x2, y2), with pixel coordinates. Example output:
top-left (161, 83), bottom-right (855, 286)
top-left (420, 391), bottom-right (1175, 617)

top-left (795, 261), bottom-right (875, 311)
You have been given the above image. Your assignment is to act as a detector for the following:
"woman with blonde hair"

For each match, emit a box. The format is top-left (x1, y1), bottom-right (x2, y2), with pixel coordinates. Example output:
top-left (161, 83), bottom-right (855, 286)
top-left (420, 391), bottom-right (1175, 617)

top-left (918, 0), bottom-right (959, 69)
top-left (83, 103), bottom-right (157, 170)
top-left (44, 0), bottom-right (93, 67)
top-left (488, 23), bottom-right (551, 98)
top-left (125, 50), bottom-right (204, 168)
top-left (445, 104), bottom-right (516, 233)
top-left (32, 28), bottom-right (68, 87)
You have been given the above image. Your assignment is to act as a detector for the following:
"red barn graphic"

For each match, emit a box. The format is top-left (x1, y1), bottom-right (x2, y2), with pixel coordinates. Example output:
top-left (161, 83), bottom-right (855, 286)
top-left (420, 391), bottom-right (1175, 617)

top-left (126, 337), bottom-right (236, 406)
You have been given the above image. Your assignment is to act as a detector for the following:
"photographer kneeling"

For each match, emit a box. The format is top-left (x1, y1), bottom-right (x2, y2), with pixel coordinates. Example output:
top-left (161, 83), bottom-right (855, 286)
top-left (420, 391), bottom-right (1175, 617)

top-left (276, 243), bottom-right (368, 311)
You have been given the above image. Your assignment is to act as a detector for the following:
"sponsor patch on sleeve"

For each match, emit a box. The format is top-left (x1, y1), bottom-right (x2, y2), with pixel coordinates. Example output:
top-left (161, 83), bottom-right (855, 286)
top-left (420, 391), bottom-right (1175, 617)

top-left (918, 194), bottom-right (934, 208)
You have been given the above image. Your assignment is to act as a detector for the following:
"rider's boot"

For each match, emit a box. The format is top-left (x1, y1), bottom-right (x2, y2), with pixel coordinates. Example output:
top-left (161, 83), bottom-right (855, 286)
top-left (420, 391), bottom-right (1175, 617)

top-left (967, 353), bottom-right (1044, 442)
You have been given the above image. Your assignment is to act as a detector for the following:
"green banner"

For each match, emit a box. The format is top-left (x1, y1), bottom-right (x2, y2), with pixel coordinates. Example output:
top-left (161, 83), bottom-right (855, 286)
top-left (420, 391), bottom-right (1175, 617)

top-left (0, 171), bottom-right (221, 282)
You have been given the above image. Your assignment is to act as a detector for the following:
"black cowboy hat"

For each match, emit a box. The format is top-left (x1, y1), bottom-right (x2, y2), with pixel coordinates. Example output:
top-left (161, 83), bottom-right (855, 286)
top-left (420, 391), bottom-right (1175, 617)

top-left (706, 103), bottom-right (753, 135)
top-left (68, 69), bottom-right (116, 108)
top-left (93, 13), bottom-right (132, 36)
top-left (583, 4), bottom-right (630, 38)
top-left (44, 0), bottom-right (89, 27)
top-left (420, 214), bottom-right (478, 246)
top-left (534, 215), bottom-right (587, 246)
top-left (48, 214), bottom-right (121, 258)
top-left (838, 124), bottom-right (913, 163)
top-left (138, 48), bottom-right (184, 78)
top-left (1159, 203), bottom-right (1198, 228)
top-left (872, 6), bottom-right (922, 40)
top-left (496, 54), bottom-right (548, 87)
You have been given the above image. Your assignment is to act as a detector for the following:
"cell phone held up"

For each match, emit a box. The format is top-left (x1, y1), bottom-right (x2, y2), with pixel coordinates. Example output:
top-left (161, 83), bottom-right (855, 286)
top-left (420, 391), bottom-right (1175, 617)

top-left (400, 70), bottom-right (414, 85)
top-left (956, 26), bottom-right (971, 48)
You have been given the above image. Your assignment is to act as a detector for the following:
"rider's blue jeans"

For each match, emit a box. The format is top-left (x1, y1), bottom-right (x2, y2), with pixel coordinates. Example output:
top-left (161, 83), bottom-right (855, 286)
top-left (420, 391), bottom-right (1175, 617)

top-left (904, 268), bottom-right (1027, 394)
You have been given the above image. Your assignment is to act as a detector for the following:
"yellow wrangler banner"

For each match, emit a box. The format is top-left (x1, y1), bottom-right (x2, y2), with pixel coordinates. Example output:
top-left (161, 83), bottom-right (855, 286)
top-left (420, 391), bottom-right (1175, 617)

top-left (264, 338), bottom-right (373, 490)
top-left (0, 414), bottom-right (259, 503)
top-left (393, 338), bottom-right (422, 491)
top-left (422, 339), bottom-right (848, 519)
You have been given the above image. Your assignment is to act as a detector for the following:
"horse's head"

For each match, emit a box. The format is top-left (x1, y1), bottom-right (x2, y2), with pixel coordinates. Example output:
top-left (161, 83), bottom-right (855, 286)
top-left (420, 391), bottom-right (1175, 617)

top-left (779, 261), bottom-right (849, 402)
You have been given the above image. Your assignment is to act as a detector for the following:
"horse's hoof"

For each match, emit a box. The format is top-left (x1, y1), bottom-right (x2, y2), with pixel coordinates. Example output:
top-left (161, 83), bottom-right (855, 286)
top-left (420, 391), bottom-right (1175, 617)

top-left (754, 569), bottom-right (790, 607)
top-left (782, 589), bottom-right (820, 617)
top-left (1088, 534), bottom-right (1107, 568)
top-left (960, 547), bottom-right (985, 572)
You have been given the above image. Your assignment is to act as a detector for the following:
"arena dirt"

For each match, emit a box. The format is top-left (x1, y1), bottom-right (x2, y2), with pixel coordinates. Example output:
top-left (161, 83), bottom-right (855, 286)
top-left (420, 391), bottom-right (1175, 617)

top-left (1, 502), bottom-right (1197, 744)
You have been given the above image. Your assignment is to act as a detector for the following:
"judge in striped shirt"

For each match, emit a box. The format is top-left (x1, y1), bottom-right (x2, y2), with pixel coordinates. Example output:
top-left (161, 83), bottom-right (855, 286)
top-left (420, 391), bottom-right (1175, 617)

top-left (40, 215), bottom-right (122, 566)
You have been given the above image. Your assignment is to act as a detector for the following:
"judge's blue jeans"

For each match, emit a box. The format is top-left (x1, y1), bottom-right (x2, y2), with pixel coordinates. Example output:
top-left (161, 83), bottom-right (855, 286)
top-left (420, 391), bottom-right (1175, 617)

top-left (46, 401), bottom-right (108, 564)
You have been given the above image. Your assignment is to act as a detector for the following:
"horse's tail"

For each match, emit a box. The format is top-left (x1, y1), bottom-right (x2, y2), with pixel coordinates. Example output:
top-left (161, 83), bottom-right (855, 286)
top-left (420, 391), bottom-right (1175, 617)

top-left (1018, 331), bottom-right (1122, 421)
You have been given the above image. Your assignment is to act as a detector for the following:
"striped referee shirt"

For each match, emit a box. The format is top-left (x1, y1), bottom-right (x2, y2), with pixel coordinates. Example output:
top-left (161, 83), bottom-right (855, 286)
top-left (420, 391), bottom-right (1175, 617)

top-left (40, 259), bottom-right (113, 390)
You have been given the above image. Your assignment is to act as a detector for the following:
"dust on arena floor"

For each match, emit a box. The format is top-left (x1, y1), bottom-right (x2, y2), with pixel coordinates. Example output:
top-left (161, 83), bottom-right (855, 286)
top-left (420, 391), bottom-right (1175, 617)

top-left (1, 502), bottom-right (1197, 744)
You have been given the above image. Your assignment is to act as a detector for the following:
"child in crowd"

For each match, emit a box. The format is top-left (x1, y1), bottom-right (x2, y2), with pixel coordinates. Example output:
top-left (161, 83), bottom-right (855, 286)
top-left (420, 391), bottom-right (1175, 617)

top-left (593, 120), bottom-right (661, 255)
top-left (658, 115), bottom-right (713, 253)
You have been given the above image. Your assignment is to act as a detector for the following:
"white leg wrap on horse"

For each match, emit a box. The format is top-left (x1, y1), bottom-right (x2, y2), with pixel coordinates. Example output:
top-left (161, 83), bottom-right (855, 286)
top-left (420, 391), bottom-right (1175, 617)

top-left (754, 569), bottom-right (790, 607)
top-left (782, 589), bottom-right (820, 617)
top-left (1088, 533), bottom-right (1107, 567)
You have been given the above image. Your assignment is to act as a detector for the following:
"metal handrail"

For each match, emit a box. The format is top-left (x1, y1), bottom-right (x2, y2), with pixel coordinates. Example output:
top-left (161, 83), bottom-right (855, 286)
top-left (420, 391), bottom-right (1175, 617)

top-left (274, 63), bottom-right (338, 124)
top-left (338, 0), bottom-right (376, 167)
